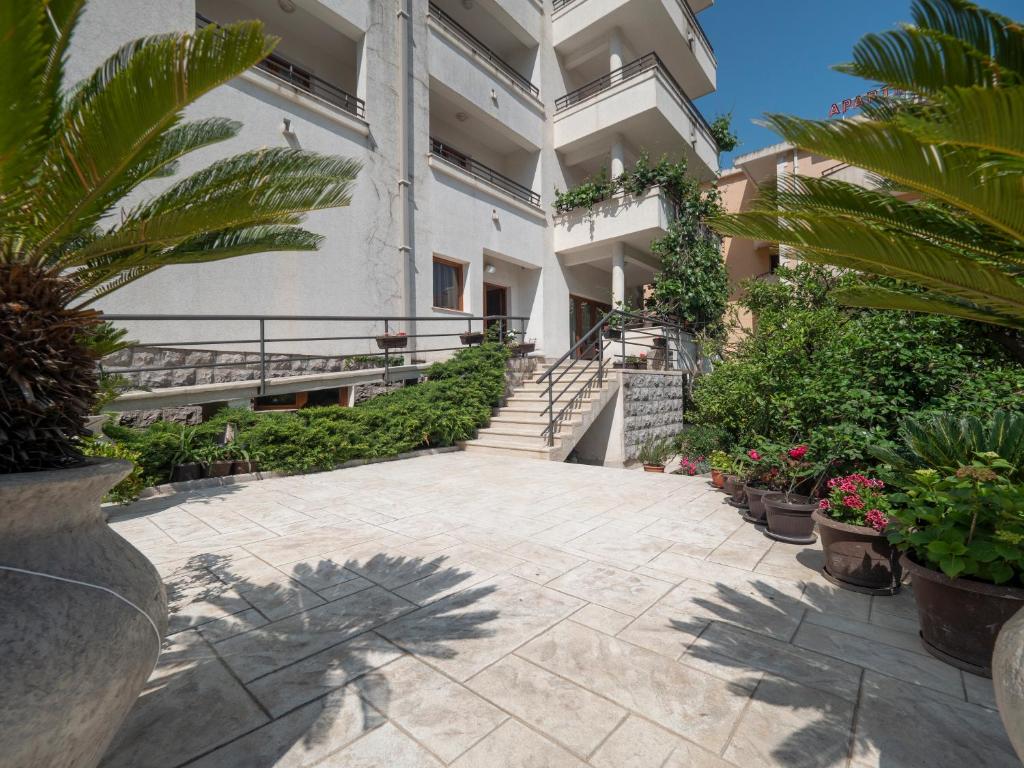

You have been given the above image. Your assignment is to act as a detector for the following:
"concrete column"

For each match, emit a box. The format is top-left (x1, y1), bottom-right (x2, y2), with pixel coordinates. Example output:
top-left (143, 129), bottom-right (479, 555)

top-left (609, 28), bottom-right (624, 71)
top-left (611, 242), bottom-right (626, 307)
top-left (610, 135), bottom-right (626, 178)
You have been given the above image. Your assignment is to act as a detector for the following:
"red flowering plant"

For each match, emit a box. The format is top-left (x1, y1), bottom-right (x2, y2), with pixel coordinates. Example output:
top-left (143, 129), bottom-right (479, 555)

top-left (775, 443), bottom-right (828, 500)
top-left (735, 441), bottom-right (784, 489)
top-left (819, 473), bottom-right (892, 532)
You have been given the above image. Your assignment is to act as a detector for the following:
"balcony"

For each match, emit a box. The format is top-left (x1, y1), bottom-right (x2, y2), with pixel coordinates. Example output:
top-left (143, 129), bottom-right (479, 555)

top-left (552, 0), bottom-right (715, 101)
top-left (553, 53), bottom-right (720, 179)
top-left (430, 138), bottom-right (540, 208)
top-left (554, 186), bottom-right (672, 258)
top-left (195, 9), bottom-right (364, 121)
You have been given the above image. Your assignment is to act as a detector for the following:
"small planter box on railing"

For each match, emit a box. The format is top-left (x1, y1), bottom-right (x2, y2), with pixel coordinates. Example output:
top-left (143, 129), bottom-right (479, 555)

top-left (376, 333), bottom-right (409, 351)
top-left (460, 332), bottom-right (485, 346)
top-left (512, 342), bottom-right (536, 357)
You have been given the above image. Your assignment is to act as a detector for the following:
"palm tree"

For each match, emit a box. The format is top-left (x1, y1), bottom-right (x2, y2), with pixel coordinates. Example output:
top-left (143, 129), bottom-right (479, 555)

top-left (711, 0), bottom-right (1024, 330)
top-left (0, 1), bottom-right (360, 473)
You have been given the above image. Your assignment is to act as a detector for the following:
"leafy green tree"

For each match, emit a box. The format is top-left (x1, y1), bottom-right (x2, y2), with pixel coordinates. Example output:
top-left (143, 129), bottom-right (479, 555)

top-left (710, 0), bottom-right (1024, 330)
top-left (0, 2), bottom-right (360, 472)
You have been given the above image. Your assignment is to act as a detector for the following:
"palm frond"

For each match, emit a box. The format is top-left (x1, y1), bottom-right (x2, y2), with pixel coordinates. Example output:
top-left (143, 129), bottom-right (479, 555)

top-left (912, 0), bottom-right (1024, 80)
top-left (24, 21), bottom-right (275, 263)
top-left (830, 284), bottom-right (1023, 328)
top-left (762, 114), bottom-right (1024, 242)
top-left (898, 85), bottom-right (1024, 160)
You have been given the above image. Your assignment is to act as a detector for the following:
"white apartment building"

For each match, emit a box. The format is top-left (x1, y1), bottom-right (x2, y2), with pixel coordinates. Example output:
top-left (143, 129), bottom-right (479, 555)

top-left (69, 0), bottom-right (718, 362)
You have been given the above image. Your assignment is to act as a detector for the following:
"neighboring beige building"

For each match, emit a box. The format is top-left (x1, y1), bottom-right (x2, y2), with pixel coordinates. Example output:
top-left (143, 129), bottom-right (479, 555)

top-left (718, 142), bottom-right (878, 333)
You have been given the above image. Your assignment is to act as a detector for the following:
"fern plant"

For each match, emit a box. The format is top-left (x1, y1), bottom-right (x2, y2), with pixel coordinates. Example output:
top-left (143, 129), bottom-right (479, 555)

top-left (710, 0), bottom-right (1024, 331)
top-left (0, 1), bottom-right (360, 473)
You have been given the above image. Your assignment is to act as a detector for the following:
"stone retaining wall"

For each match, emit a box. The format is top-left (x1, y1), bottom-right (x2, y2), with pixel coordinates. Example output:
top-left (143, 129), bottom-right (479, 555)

top-left (622, 370), bottom-right (686, 460)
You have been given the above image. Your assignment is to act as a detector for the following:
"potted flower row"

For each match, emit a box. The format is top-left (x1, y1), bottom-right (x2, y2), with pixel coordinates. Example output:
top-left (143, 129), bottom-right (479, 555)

top-left (169, 428), bottom-right (259, 483)
top-left (613, 353), bottom-right (648, 370)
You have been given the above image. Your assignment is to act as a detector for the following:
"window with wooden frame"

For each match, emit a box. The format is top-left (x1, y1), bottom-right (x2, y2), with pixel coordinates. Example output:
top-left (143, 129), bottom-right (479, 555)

top-left (432, 256), bottom-right (464, 310)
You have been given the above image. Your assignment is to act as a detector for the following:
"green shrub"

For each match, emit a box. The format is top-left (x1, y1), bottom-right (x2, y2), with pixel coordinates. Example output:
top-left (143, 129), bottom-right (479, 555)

top-left (103, 343), bottom-right (510, 485)
top-left (692, 264), bottom-right (1024, 464)
top-left (78, 438), bottom-right (147, 504)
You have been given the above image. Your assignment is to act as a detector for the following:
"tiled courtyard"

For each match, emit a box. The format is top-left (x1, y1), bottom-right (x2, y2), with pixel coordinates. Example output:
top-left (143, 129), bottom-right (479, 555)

top-left (101, 453), bottom-right (1019, 768)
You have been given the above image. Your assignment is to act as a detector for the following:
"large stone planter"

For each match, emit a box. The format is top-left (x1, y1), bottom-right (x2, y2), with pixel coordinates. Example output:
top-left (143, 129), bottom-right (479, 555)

top-left (0, 459), bottom-right (167, 768)
top-left (994, 607), bottom-right (1024, 761)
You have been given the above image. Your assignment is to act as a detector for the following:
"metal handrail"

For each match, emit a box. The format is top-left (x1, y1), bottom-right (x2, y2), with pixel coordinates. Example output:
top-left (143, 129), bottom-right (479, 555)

top-left (677, 0), bottom-right (716, 61)
top-left (100, 313), bottom-right (530, 396)
top-left (537, 309), bottom-right (693, 444)
top-left (428, 3), bottom-right (539, 97)
top-left (430, 138), bottom-right (541, 206)
top-left (196, 13), bottom-right (366, 119)
top-left (554, 52), bottom-right (718, 150)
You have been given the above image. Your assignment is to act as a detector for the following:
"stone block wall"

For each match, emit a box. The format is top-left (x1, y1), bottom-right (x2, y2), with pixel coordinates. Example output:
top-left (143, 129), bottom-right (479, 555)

top-left (622, 370), bottom-right (686, 460)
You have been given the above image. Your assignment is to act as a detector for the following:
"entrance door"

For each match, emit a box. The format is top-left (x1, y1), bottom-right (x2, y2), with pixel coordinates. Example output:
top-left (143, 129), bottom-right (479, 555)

top-left (484, 283), bottom-right (509, 338)
top-left (570, 294), bottom-right (611, 359)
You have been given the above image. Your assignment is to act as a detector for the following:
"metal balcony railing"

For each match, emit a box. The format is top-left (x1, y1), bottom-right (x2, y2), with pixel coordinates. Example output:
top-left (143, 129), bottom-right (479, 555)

top-left (428, 3), bottom-right (539, 98)
top-left (195, 13), bottom-right (365, 119)
top-left (554, 52), bottom-right (718, 151)
top-left (430, 138), bottom-right (541, 207)
top-left (100, 314), bottom-right (529, 396)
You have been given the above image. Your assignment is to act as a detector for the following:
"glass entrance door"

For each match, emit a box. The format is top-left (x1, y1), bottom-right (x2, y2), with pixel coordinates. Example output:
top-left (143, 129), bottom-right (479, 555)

top-left (570, 295), bottom-right (610, 359)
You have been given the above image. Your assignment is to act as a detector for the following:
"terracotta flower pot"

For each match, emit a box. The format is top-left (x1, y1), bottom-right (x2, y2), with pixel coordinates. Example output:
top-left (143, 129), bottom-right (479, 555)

top-left (901, 554), bottom-right (1024, 677)
top-left (813, 511), bottom-right (901, 595)
top-left (643, 464), bottom-right (665, 473)
top-left (764, 493), bottom-right (817, 544)
top-left (743, 484), bottom-right (776, 525)
top-left (710, 469), bottom-right (725, 489)
top-left (0, 460), bottom-right (167, 768)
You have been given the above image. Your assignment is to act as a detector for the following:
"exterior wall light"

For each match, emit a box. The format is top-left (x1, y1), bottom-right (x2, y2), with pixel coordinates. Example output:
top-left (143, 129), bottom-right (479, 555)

top-left (484, 263), bottom-right (497, 274)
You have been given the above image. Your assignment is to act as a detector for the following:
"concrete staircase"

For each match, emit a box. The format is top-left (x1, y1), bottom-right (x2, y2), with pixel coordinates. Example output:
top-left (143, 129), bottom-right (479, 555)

top-left (461, 359), bottom-right (620, 460)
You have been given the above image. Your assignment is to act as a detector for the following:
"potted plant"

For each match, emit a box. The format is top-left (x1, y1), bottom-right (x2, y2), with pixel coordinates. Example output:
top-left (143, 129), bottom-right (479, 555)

top-left (722, 448), bottom-right (749, 507)
top-left (741, 445), bottom-right (783, 525)
top-left (886, 453), bottom-right (1024, 676)
top-left (0, 8), bottom-right (360, 766)
top-left (460, 330), bottom-right (486, 346)
top-left (638, 437), bottom-right (673, 472)
top-left (763, 444), bottom-right (823, 544)
top-left (709, 451), bottom-right (730, 489)
top-left (513, 337), bottom-right (536, 356)
top-left (169, 427), bottom-right (205, 483)
top-left (677, 455), bottom-right (709, 477)
top-left (814, 473), bottom-right (901, 595)
top-left (375, 330), bottom-right (408, 350)
top-left (194, 443), bottom-right (234, 478)
top-left (227, 443), bottom-right (260, 476)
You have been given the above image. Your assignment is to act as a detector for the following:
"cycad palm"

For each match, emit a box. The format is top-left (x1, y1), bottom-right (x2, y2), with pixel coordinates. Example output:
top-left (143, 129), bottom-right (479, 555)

top-left (0, 1), bottom-right (360, 472)
top-left (710, 0), bottom-right (1024, 331)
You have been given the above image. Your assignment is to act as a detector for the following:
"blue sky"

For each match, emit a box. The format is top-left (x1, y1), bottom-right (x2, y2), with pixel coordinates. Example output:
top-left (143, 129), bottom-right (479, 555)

top-left (695, 0), bottom-right (1022, 168)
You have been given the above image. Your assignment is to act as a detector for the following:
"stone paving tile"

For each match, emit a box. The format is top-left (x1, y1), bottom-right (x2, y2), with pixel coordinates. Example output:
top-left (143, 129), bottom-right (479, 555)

top-left (851, 672), bottom-right (1019, 767)
top-left (359, 655), bottom-right (507, 762)
top-left (590, 716), bottom-right (736, 768)
top-left (185, 689), bottom-right (382, 768)
top-left (378, 574), bottom-right (583, 681)
top-left (569, 603), bottom-right (635, 635)
top-left (467, 654), bottom-right (626, 757)
top-left (318, 722), bottom-right (444, 767)
top-left (450, 719), bottom-right (587, 768)
top-left (518, 621), bottom-right (751, 753)
top-left (685, 622), bottom-right (863, 702)
top-left (217, 586), bottom-right (415, 682)
top-left (723, 675), bottom-right (856, 768)
top-left (247, 632), bottom-right (403, 717)
top-left (101, 631), bottom-right (269, 768)
top-left (547, 562), bottom-right (673, 617)
top-left (792, 621), bottom-right (963, 697)
top-left (104, 454), bottom-right (1021, 768)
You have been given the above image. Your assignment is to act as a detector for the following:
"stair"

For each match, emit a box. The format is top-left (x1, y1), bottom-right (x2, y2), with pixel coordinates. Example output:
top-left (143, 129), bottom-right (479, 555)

top-left (461, 359), bottom-right (620, 461)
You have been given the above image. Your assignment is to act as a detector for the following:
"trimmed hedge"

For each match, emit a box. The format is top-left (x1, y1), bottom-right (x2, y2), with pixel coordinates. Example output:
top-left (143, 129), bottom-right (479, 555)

top-left (103, 343), bottom-right (510, 485)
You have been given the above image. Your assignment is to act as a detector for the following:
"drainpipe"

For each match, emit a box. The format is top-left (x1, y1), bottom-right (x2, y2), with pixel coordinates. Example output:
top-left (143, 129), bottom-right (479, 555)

top-left (397, 0), bottom-right (416, 354)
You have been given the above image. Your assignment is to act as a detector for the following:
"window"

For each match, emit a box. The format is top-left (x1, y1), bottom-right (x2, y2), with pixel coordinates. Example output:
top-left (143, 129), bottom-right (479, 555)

top-left (433, 256), bottom-right (464, 310)
top-left (769, 252), bottom-right (781, 274)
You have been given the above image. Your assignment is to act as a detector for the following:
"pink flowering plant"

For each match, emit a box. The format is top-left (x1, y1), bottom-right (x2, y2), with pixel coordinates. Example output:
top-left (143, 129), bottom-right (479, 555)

top-left (776, 442), bottom-right (826, 499)
top-left (819, 473), bottom-right (891, 531)
top-left (677, 455), bottom-right (709, 477)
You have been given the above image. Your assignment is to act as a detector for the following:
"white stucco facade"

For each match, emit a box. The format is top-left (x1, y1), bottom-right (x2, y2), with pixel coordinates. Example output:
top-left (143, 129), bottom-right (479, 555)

top-left (69, 0), bottom-right (718, 361)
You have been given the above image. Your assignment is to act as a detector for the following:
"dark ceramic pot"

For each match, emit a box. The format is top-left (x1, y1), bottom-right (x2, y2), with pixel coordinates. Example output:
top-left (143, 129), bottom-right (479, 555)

top-left (169, 463), bottom-right (203, 483)
top-left (743, 484), bottom-right (776, 524)
top-left (459, 332), bottom-right (485, 346)
top-left (722, 474), bottom-right (747, 506)
top-left (764, 493), bottom-right (817, 543)
top-left (205, 460), bottom-right (234, 479)
top-left (375, 335), bottom-right (408, 350)
top-left (813, 511), bottom-right (901, 595)
top-left (902, 554), bottom-right (1024, 677)
top-left (514, 342), bottom-right (536, 356)
top-left (231, 460), bottom-right (260, 475)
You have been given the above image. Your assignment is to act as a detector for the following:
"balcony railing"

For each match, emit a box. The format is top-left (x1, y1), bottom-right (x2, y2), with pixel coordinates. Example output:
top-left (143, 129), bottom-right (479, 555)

top-left (430, 138), bottom-right (541, 207)
top-left (428, 3), bottom-right (539, 98)
top-left (195, 13), bottom-right (365, 119)
top-left (554, 52), bottom-right (718, 150)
